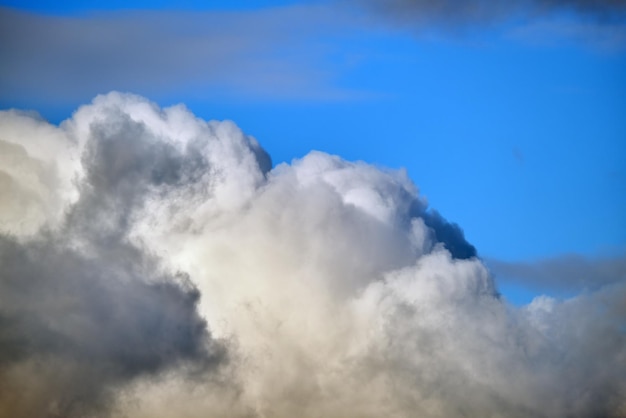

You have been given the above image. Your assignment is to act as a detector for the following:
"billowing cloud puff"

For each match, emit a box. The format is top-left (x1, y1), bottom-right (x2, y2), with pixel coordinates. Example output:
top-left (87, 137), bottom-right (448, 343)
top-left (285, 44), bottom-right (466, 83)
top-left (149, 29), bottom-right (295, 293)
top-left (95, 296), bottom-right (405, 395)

top-left (0, 93), bottom-right (624, 417)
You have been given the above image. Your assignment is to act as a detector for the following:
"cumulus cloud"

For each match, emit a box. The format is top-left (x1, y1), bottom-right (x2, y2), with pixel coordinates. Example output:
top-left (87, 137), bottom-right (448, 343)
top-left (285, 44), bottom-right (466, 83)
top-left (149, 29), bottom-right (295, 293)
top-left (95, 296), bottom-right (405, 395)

top-left (0, 92), bottom-right (624, 417)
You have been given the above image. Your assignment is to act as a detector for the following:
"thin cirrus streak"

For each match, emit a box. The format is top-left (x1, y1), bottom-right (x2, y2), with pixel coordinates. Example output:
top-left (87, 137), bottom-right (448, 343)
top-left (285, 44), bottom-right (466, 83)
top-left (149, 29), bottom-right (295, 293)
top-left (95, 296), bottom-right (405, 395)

top-left (0, 92), bottom-right (624, 417)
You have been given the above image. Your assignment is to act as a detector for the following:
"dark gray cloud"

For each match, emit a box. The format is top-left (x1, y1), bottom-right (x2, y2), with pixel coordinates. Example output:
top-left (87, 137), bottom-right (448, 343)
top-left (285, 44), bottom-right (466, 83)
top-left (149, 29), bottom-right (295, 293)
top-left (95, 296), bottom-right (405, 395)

top-left (408, 199), bottom-right (478, 259)
top-left (486, 252), bottom-right (626, 294)
top-left (67, 112), bottom-right (205, 243)
top-left (0, 235), bottom-right (224, 418)
top-left (422, 209), bottom-right (477, 259)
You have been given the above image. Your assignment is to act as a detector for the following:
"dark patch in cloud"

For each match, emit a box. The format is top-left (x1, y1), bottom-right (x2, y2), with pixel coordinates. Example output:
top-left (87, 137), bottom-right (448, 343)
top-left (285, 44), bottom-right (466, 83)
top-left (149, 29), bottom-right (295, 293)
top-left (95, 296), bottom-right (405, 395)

top-left (423, 210), bottom-right (477, 259)
top-left (0, 235), bottom-right (223, 418)
top-left (486, 252), bottom-right (626, 295)
top-left (67, 113), bottom-right (206, 242)
top-left (0, 105), bottom-right (229, 418)
top-left (408, 199), bottom-right (477, 260)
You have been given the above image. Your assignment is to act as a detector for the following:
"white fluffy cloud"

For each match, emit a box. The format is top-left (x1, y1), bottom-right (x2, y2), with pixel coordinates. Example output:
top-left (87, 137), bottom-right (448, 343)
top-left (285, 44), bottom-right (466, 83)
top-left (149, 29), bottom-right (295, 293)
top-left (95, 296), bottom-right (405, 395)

top-left (0, 93), bottom-right (624, 418)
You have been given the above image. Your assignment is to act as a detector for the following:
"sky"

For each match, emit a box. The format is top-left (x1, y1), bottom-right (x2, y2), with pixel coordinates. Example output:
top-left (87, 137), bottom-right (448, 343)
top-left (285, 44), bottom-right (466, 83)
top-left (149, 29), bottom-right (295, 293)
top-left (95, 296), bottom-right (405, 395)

top-left (0, 1), bottom-right (625, 417)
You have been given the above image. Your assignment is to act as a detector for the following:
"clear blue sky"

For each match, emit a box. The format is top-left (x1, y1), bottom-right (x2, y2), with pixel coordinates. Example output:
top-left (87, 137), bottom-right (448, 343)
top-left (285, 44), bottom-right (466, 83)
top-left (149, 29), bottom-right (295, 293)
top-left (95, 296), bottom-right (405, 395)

top-left (1, 0), bottom-right (625, 304)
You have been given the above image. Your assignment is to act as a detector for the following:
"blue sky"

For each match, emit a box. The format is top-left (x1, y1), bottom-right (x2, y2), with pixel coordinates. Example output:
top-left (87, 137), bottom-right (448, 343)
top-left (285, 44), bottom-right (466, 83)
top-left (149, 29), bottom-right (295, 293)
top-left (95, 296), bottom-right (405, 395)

top-left (1, 0), bottom-right (624, 304)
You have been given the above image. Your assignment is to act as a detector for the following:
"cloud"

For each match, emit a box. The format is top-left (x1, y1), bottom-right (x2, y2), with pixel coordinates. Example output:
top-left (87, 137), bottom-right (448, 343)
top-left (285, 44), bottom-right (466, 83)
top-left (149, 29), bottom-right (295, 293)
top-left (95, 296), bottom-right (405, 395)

top-left (0, 235), bottom-right (224, 418)
top-left (0, 110), bottom-right (80, 235)
top-left (352, 0), bottom-right (626, 49)
top-left (507, 17), bottom-right (626, 50)
top-left (486, 252), bottom-right (626, 295)
top-left (1, 2), bottom-right (623, 107)
top-left (0, 93), bottom-right (248, 417)
top-left (356, 0), bottom-right (626, 26)
top-left (0, 6), bottom-right (366, 104)
top-left (1, 92), bottom-right (624, 417)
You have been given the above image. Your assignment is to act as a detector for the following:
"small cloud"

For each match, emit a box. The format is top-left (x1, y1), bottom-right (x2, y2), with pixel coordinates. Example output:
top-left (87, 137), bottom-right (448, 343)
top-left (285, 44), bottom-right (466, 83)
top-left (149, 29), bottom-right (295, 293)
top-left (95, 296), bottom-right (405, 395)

top-left (350, 0), bottom-right (626, 49)
top-left (486, 252), bottom-right (626, 296)
top-left (354, 0), bottom-right (626, 27)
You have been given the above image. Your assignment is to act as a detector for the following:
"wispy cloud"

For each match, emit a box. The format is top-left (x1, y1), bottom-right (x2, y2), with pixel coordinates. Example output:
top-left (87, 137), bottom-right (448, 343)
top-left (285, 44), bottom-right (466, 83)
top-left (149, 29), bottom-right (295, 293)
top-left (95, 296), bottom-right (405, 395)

top-left (355, 0), bottom-right (626, 26)
top-left (507, 17), bottom-right (626, 50)
top-left (486, 252), bottom-right (626, 295)
top-left (351, 0), bottom-right (626, 48)
top-left (0, 6), bottom-right (369, 103)
top-left (2, 1), bottom-right (623, 107)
